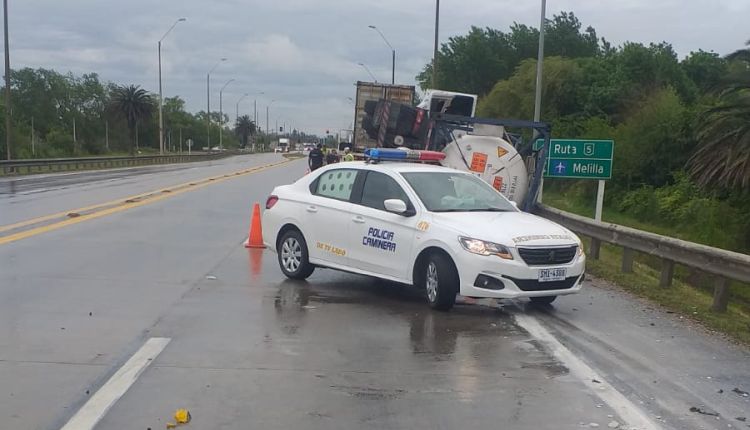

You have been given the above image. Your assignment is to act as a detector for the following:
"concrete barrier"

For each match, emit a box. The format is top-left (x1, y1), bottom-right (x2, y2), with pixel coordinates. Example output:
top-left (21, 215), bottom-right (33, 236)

top-left (0, 152), bottom-right (240, 176)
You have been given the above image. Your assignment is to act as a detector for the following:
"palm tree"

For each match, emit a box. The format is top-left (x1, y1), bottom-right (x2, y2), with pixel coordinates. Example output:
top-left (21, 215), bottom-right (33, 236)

top-left (110, 85), bottom-right (154, 155)
top-left (688, 41), bottom-right (750, 189)
top-left (234, 115), bottom-right (256, 149)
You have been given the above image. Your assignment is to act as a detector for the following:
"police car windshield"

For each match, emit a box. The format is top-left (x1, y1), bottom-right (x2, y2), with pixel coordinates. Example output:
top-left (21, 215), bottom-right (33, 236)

top-left (401, 172), bottom-right (516, 212)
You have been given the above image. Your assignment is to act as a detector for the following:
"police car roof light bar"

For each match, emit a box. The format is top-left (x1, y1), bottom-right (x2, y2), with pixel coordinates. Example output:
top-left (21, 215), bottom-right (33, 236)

top-left (364, 148), bottom-right (446, 163)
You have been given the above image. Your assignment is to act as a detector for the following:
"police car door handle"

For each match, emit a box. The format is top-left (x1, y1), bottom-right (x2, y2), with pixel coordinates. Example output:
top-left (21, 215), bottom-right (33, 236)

top-left (352, 216), bottom-right (365, 224)
top-left (306, 205), bottom-right (318, 213)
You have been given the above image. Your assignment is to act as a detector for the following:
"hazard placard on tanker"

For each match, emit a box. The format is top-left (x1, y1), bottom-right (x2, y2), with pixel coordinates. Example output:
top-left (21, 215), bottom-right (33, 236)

top-left (442, 134), bottom-right (528, 204)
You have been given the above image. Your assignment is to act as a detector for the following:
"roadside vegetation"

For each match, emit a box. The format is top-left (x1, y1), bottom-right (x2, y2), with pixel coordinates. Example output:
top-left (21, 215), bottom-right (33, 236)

top-left (417, 12), bottom-right (750, 254)
top-left (0, 69), bottom-right (269, 159)
top-left (416, 12), bottom-right (750, 341)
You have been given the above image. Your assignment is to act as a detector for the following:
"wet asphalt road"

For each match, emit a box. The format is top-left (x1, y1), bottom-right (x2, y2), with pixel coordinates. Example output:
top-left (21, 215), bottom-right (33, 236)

top-left (0, 154), bottom-right (748, 430)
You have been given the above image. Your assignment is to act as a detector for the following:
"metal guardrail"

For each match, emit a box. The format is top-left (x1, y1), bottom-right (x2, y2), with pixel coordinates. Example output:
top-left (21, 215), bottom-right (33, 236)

top-left (0, 152), bottom-right (239, 176)
top-left (535, 204), bottom-right (750, 312)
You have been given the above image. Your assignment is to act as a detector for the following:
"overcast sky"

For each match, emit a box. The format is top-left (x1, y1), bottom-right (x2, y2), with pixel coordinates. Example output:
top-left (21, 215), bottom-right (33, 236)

top-left (7, 0), bottom-right (749, 135)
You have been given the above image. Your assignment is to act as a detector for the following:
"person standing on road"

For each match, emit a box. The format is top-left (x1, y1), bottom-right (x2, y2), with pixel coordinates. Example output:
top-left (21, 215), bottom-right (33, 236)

top-left (308, 143), bottom-right (324, 171)
top-left (343, 147), bottom-right (355, 162)
top-left (326, 149), bottom-right (340, 164)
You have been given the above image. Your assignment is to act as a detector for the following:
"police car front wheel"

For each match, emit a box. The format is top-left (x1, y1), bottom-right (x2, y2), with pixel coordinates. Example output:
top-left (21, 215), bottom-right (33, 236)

top-left (278, 230), bottom-right (315, 280)
top-left (423, 253), bottom-right (458, 311)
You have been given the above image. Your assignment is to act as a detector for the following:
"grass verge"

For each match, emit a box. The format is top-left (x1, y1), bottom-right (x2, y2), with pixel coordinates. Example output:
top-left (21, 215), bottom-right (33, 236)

top-left (544, 187), bottom-right (750, 316)
top-left (582, 237), bottom-right (750, 345)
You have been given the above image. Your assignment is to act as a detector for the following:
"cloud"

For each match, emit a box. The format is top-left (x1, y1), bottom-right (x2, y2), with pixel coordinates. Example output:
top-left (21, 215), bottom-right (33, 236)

top-left (6, 0), bottom-right (750, 134)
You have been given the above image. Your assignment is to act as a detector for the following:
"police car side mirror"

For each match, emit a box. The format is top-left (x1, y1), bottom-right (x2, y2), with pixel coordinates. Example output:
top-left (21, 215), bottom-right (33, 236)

top-left (384, 199), bottom-right (408, 215)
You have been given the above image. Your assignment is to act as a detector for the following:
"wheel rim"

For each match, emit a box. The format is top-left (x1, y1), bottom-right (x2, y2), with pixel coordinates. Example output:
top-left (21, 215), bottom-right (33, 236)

top-left (281, 237), bottom-right (302, 273)
top-left (426, 262), bottom-right (438, 302)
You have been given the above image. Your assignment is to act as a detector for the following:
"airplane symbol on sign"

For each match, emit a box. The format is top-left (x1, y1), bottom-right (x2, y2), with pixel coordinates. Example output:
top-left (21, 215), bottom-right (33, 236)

top-left (554, 162), bottom-right (566, 174)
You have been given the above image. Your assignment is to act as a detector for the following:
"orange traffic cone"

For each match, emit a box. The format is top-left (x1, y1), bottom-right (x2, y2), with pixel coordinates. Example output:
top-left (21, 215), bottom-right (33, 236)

top-left (244, 203), bottom-right (265, 249)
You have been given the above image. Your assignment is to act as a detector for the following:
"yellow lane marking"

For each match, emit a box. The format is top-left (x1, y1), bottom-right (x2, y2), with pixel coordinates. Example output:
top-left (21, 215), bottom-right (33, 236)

top-left (0, 159), bottom-right (295, 246)
top-left (0, 188), bottom-right (165, 233)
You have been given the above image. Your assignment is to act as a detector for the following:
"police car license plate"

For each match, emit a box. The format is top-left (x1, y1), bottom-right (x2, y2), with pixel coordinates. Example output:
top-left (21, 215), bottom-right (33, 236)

top-left (538, 268), bottom-right (566, 282)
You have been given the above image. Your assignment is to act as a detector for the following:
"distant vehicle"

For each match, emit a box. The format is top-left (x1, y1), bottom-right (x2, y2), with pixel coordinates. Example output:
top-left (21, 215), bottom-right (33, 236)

top-left (262, 149), bottom-right (585, 311)
top-left (275, 138), bottom-right (290, 153)
top-left (302, 143), bottom-right (315, 154)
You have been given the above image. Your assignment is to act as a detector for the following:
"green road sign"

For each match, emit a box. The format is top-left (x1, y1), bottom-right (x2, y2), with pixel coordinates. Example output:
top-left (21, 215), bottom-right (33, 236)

top-left (535, 139), bottom-right (614, 180)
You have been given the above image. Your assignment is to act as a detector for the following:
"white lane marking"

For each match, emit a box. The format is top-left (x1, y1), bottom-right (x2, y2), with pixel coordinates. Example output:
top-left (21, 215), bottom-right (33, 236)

top-left (514, 314), bottom-right (660, 430)
top-left (60, 337), bottom-right (170, 430)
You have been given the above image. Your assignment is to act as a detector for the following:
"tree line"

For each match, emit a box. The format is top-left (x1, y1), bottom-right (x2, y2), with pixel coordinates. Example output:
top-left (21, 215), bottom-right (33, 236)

top-left (0, 68), bottom-right (266, 158)
top-left (418, 12), bottom-right (749, 251)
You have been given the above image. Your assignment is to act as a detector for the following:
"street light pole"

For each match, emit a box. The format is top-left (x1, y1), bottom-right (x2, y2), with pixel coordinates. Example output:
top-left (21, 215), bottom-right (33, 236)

top-left (253, 91), bottom-right (264, 128)
top-left (533, 0), bottom-right (547, 203)
top-left (368, 25), bottom-right (395, 84)
top-left (158, 18), bottom-right (186, 155)
top-left (3, 0), bottom-right (11, 160)
top-left (206, 58), bottom-right (227, 153)
top-left (235, 92), bottom-right (249, 125)
top-left (533, 0), bottom-right (546, 123)
top-left (266, 99), bottom-right (276, 138)
top-left (358, 62), bottom-right (378, 83)
top-left (219, 78), bottom-right (234, 150)
top-left (432, 0), bottom-right (440, 88)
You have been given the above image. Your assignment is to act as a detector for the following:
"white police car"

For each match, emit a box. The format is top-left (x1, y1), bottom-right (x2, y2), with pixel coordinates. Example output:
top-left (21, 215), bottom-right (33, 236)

top-left (262, 149), bottom-right (585, 310)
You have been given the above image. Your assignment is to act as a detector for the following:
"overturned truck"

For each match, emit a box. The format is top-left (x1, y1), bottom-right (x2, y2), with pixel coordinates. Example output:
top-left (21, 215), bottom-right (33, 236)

top-left (357, 87), bottom-right (551, 212)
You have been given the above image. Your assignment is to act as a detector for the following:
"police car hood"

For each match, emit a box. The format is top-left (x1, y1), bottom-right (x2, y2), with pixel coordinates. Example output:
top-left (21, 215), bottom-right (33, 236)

top-left (431, 211), bottom-right (578, 247)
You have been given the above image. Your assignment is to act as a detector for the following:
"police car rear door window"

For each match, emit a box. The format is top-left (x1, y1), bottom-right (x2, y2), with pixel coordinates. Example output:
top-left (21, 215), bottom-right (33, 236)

top-left (313, 169), bottom-right (358, 201)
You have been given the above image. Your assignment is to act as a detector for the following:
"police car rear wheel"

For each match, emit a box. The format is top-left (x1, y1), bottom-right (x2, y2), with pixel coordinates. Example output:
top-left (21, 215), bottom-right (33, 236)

top-left (424, 253), bottom-right (457, 311)
top-left (278, 230), bottom-right (315, 280)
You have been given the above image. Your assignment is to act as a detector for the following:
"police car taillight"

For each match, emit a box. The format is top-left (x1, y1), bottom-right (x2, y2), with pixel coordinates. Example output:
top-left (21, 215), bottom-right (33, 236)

top-left (266, 195), bottom-right (279, 209)
top-left (364, 148), bottom-right (446, 162)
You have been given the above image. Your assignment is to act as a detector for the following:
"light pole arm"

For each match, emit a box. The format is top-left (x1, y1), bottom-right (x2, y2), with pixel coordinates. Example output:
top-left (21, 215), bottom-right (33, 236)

top-left (372, 27), bottom-right (393, 50)
top-left (208, 58), bottom-right (226, 75)
top-left (160, 21), bottom-right (179, 42)
top-left (220, 78), bottom-right (235, 93)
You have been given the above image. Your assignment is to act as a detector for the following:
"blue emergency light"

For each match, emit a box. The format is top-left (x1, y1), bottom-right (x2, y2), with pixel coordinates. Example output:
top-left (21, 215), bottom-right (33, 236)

top-left (364, 148), bottom-right (446, 162)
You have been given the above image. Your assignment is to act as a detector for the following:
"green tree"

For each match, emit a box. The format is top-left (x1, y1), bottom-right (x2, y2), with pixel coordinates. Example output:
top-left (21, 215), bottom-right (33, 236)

top-left (234, 115), bottom-right (256, 149)
top-left (416, 26), bottom-right (513, 95)
top-left (477, 57), bottom-right (586, 120)
top-left (416, 11), bottom-right (600, 95)
top-left (544, 11), bottom-right (599, 58)
top-left (682, 50), bottom-right (728, 91)
top-left (612, 87), bottom-right (692, 189)
top-left (109, 85), bottom-right (154, 155)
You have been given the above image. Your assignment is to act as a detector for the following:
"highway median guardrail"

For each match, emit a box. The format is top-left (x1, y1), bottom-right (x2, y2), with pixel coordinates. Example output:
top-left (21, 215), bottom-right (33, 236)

top-left (0, 152), bottom-right (242, 176)
top-left (535, 203), bottom-right (750, 313)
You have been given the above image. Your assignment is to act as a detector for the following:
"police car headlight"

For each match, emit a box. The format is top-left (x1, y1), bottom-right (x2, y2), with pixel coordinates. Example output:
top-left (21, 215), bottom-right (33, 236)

top-left (576, 238), bottom-right (585, 257)
top-left (459, 237), bottom-right (513, 260)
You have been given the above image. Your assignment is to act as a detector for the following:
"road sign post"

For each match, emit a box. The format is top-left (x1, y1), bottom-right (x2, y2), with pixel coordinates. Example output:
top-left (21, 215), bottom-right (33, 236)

top-left (595, 180), bottom-right (605, 221)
